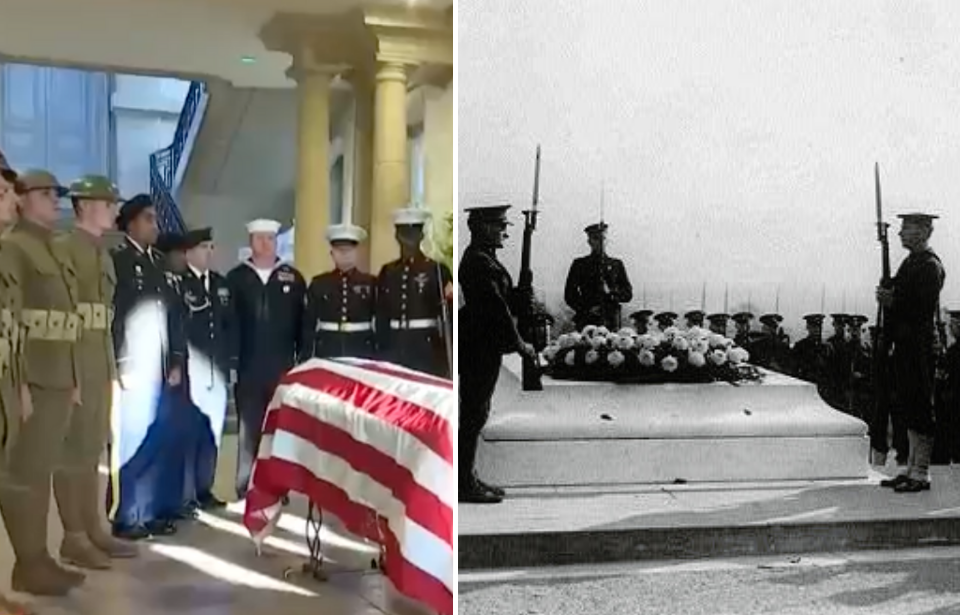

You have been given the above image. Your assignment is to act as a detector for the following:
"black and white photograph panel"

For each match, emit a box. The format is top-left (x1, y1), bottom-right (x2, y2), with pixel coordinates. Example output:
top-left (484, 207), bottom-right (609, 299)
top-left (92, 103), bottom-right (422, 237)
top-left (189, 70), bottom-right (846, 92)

top-left (457, 1), bottom-right (960, 613)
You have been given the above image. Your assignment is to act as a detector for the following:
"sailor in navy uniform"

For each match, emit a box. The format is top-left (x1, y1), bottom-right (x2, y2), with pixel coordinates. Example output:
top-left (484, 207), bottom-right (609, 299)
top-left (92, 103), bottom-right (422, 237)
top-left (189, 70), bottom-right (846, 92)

top-left (301, 224), bottom-right (376, 361)
top-left (179, 228), bottom-right (232, 512)
top-left (376, 208), bottom-right (453, 378)
top-left (226, 218), bottom-right (305, 499)
top-left (108, 194), bottom-right (186, 540)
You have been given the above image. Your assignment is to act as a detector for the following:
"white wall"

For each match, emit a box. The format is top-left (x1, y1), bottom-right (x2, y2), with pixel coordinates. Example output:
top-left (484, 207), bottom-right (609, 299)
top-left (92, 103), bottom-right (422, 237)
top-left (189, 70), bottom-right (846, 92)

top-left (460, 0), bottom-right (960, 337)
top-left (112, 74), bottom-right (189, 198)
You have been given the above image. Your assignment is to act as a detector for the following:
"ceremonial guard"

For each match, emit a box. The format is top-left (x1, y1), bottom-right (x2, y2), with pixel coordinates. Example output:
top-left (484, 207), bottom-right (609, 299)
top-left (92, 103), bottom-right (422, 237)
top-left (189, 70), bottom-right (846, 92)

top-left (846, 315), bottom-right (872, 420)
top-left (732, 312), bottom-right (755, 348)
top-left (563, 222), bottom-right (633, 330)
top-left (935, 310), bottom-right (960, 464)
top-left (751, 314), bottom-right (789, 372)
top-left (1, 169), bottom-right (85, 594)
top-left (0, 154), bottom-right (44, 612)
top-left (876, 213), bottom-right (945, 492)
top-left (629, 309), bottom-right (653, 334)
top-left (301, 224), bottom-right (376, 361)
top-left (823, 314), bottom-right (851, 412)
top-left (459, 205), bottom-right (537, 504)
top-left (790, 314), bottom-right (832, 389)
top-left (653, 311), bottom-right (678, 331)
top-left (227, 218), bottom-right (305, 499)
top-left (375, 208), bottom-right (453, 377)
top-left (180, 228), bottom-right (231, 511)
top-left (56, 175), bottom-right (138, 569)
top-left (155, 232), bottom-right (188, 273)
top-left (707, 313), bottom-right (730, 336)
top-left (109, 194), bottom-right (186, 539)
top-left (684, 309), bottom-right (706, 329)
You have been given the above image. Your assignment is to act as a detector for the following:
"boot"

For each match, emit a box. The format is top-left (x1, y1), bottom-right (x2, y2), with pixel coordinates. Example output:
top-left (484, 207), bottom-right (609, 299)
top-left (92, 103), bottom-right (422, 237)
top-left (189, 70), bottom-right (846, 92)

top-left (79, 469), bottom-right (138, 559)
top-left (897, 432), bottom-right (934, 493)
top-left (870, 449), bottom-right (887, 467)
top-left (883, 430), bottom-right (917, 487)
top-left (0, 484), bottom-right (80, 596)
top-left (54, 472), bottom-right (111, 570)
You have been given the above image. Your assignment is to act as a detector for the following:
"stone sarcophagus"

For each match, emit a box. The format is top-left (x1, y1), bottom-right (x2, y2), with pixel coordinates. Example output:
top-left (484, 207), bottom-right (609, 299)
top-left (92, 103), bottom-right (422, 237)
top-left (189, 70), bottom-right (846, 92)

top-left (476, 355), bottom-right (869, 487)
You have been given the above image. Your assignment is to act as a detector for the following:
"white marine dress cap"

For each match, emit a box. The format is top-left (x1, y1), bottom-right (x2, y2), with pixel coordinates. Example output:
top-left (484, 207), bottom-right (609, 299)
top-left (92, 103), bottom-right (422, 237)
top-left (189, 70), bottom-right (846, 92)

top-left (246, 218), bottom-right (282, 234)
top-left (326, 223), bottom-right (368, 244)
top-left (393, 207), bottom-right (432, 227)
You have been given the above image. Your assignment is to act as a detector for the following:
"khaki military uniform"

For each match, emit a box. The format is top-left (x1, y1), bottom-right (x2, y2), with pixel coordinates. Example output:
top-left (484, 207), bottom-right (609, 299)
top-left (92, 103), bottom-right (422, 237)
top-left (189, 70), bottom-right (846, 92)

top-left (1, 218), bottom-right (84, 593)
top-left (0, 232), bottom-right (23, 465)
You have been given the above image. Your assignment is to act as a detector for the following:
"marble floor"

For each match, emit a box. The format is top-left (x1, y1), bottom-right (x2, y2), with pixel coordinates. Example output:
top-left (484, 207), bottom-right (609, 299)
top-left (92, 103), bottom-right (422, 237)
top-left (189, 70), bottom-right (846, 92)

top-left (0, 434), bottom-right (419, 615)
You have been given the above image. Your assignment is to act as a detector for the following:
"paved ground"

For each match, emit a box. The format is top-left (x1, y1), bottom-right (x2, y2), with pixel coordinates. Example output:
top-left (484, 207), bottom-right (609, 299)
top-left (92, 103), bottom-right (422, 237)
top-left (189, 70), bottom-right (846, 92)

top-left (459, 547), bottom-right (960, 615)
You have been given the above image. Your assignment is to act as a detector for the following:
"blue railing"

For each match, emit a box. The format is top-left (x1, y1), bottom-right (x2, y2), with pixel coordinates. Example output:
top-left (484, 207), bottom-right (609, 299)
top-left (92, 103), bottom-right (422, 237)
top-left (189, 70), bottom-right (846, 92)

top-left (148, 80), bottom-right (207, 234)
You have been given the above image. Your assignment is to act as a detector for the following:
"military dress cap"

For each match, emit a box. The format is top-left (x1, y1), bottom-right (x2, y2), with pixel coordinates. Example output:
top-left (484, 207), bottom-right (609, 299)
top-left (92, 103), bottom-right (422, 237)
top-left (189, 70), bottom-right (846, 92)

top-left (465, 204), bottom-right (512, 223)
top-left (759, 313), bottom-right (784, 327)
top-left (654, 311), bottom-right (678, 325)
top-left (684, 309), bottom-right (706, 319)
top-left (183, 227), bottom-right (213, 250)
top-left (68, 174), bottom-right (121, 201)
top-left (897, 212), bottom-right (939, 223)
top-left (707, 312), bottom-right (730, 322)
top-left (732, 312), bottom-right (754, 323)
top-left (630, 309), bottom-right (654, 321)
top-left (584, 222), bottom-right (609, 235)
top-left (803, 313), bottom-right (826, 324)
top-left (393, 207), bottom-right (432, 227)
top-left (17, 169), bottom-right (68, 197)
top-left (246, 218), bottom-right (282, 235)
top-left (155, 232), bottom-right (187, 254)
top-left (325, 223), bottom-right (368, 244)
top-left (830, 313), bottom-right (849, 323)
top-left (850, 314), bottom-right (869, 326)
top-left (116, 193), bottom-right (154, 231)
top-left (0, 149), bottom-right (16, 183)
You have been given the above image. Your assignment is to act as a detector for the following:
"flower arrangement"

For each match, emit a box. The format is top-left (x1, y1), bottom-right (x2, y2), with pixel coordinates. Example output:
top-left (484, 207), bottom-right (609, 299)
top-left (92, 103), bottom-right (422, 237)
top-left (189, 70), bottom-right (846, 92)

top-left (542, 324), bottom-right (762, 384)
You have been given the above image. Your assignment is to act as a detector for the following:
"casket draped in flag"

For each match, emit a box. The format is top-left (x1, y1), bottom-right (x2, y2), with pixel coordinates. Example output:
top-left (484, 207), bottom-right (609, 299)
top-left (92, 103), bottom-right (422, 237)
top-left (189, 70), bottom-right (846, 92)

top-left (242, 358), bottom-right (454, 615)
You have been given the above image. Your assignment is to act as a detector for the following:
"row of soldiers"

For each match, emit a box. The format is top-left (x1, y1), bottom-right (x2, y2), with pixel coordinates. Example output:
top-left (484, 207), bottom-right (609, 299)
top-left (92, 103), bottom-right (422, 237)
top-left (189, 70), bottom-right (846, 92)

top-left (0, 151), bottom-right (453, 608)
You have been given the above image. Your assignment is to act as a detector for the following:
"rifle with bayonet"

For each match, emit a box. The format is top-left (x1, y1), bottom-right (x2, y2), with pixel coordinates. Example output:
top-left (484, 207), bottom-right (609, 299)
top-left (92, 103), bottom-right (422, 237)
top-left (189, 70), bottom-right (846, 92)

top-left (873, 162), bottom-right (893, 456)
top-left (516, 146), bottom-right (548, 391)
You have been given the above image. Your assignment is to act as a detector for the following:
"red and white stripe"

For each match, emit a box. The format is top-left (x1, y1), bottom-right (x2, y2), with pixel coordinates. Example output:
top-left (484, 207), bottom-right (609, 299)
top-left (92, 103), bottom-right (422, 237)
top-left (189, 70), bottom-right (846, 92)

top-left (243, 358), bottom-right (454, 615)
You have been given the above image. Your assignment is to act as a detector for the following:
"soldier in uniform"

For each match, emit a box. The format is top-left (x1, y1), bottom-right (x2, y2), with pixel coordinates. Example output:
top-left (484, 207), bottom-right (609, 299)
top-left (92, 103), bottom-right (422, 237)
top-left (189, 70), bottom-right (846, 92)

top-left (301, 224), bottom-right (376, 361)
top-left (0, 153), bottom-right (43, 612)
top-left (1, 169), bottom-right (85, 594)
top-left (55, 175), bottom-right (139, 570)
top-left (180, 228), bottom-right (231, 512)
top-left (876, 213), bottom-right (945, 492)
top-left (376, 208), bottom-right (453, 378)
top-left (706, 313), bottom-right (730, 336)
top-left (653, 311), bottom-right (678, 332)
top-left (563, 223), bottom-right (633, 331)
top-left (227, 218), bottom-right (305, 499)
top-left (846, 315), bottom-right (873, 421)
top-left (823, 314), bottom-right (851, 412)
top-left (629, 309), bottom-right (653, 334)
top-left (156, 232), bottom-right (188, 274)
top-left (459, 204), bottom-right (537, 504)
top-left (684, 309), bottom-right (705, 329)
top-left (732, 312), bottom-right (755, 348)
top-left (790, 314), bottom-right (832, 386)
top-left (937, 310), bottom-right (960, 464)
top-left (109, 194), bottom-right (186, 539)
top-left (752, 314), bottom-right (789, 372)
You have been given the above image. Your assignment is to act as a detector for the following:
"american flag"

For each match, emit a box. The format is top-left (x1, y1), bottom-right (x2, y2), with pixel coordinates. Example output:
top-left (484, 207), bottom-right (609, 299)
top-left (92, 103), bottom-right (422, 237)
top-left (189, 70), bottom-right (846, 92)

top-left (242, 358), bottom-right (454, 615)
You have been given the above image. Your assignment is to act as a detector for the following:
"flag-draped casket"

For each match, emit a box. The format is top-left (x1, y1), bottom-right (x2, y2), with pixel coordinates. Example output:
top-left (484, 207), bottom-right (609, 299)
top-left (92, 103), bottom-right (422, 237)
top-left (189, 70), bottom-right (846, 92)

top-left (243, 358), bottom-right (454, 615)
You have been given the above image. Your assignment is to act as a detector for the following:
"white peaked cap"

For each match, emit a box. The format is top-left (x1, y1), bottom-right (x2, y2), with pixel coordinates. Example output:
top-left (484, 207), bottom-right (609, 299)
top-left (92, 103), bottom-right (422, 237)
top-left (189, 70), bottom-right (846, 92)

top-left (326, 223), bottom-right (368, 244)
top-left (246, 218), bottom-right (282, 235)
top-left (392, 207), bottom-right (432, 227)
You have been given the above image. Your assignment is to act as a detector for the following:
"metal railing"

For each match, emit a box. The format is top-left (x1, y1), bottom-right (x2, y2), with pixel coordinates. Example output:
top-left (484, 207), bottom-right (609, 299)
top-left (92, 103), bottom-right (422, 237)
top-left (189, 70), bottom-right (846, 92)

top-left (148, 80), bottom-right (208, 233)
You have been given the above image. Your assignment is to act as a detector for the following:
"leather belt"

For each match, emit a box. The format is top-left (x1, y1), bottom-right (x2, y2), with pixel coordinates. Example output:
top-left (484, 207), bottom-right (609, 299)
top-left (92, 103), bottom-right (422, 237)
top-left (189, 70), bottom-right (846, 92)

top-left (76, 302), bottom-right (114, 331)
top-left (389, 318), bottom-right (437, 330)
top-left (316, 321), bottom-right (373, 333)
top-left (22, 309), bottom-right (80, 342)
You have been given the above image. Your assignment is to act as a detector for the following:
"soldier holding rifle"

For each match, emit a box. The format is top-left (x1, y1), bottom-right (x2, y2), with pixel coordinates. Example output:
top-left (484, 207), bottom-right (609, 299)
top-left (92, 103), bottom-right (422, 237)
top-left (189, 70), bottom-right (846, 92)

top-left (876, 212), bottom-right (945, 493)
top-left (564, 222), bottom-right (633, 331)
top-left (459, 204), bottom-right (537, 505)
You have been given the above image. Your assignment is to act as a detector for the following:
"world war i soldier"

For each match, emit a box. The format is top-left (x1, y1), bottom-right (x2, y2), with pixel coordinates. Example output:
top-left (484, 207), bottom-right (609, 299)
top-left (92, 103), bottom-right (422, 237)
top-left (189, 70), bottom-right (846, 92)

top-left (653, 311), bottom-right (678, 332)
top-left (752, 313), bottom-right (789, 371)
top-left (707, 313), bottom-right (730, 336)
top-left (376, 208), bottom-right (453, 378)
top-left (1, 169), bottom-right (85, 594)
top-left (180, 228), bottom-right (231, 512)
top-left (227, 218), bottom-right (305, 499)
top-left (936, 310), bottom-right (960, 464)
top-left (684, 309), bottom-right (706, 329)
top-left (564, 222), bottom-right (633, 331)
top-left (822, 313), bottom-right (851, 412)
top-left (876, 212), bottom-right (945, 493)
top-left (0, 153), bottom-right (48, 612)
top-left (732, 312), bottom-right (755, 348)
top-left (301, 224), bottom-right (376, 361)
top-left (459, 204), bottom-right (538, 504)
top-left (57, 175), bottom-right (139, 568)
top-left (109, 194), bottom-right (186, 540)
top-left (790, 314), bottom-right (832, 389)
top-left (846, 315), bottom-right (873, 420)
top-left (630, 309), bottom-right (653, 334)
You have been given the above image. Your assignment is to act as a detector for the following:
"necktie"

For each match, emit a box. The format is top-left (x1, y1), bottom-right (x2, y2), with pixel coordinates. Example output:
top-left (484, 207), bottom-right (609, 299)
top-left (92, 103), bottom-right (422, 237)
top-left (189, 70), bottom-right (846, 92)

top-left (200, 273), bottom-right (208, 293)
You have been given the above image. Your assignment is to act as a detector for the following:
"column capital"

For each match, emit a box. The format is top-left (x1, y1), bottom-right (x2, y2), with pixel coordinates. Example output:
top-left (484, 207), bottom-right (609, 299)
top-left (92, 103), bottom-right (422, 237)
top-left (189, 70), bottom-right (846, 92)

top-left (361, 6), bottom-right (452, 67)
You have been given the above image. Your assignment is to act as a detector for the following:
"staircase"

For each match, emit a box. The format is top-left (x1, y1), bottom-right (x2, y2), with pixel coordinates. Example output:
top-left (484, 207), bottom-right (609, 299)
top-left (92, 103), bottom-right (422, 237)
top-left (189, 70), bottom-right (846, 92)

top-left (148, 81), bottom-right (209, 233)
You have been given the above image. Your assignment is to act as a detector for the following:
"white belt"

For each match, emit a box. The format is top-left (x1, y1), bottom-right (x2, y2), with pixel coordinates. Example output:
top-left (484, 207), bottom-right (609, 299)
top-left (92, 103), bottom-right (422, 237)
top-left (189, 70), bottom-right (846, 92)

top-left (317, 321), bottom-right (373, 333)
top-left (390, 318), bottom-right (437, 330)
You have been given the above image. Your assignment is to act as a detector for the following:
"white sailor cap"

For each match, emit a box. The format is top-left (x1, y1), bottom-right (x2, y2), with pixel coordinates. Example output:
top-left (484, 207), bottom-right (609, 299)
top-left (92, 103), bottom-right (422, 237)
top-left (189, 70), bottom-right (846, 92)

top-left (326, 224), bottom-right (368, 244)
top-left (246, 218), bottom-right (282, 235)
top-left (392, 207), bottom-right (432, 227)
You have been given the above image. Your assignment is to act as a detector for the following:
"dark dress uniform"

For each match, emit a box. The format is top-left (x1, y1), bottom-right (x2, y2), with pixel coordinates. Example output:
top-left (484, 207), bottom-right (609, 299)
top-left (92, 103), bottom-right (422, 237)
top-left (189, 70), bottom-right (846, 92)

top-left (376, 254), bottom-right (452, 378)
top-left (936, 325), bottom-right (960, 463)
top-left (823, 318), bottom-right (851, 412)
top-left (790, 316), bottom-right (832, 388)
top-left (301, 268), bottom-right (376, 361)
top-left (564, 254), bottom-right (633, 331)
top-left (882, 236), bottom-right (945, 490)
top-left (227, 258), bottom-right (305, 499)
top-left (847, 337), bottom-right (873, 421)
top-left (180, 251), bottom-right (234, 510)
top-left (459, 204), bottom-right (528, 504)
top-left (108, 228), bottom-right (187, 538)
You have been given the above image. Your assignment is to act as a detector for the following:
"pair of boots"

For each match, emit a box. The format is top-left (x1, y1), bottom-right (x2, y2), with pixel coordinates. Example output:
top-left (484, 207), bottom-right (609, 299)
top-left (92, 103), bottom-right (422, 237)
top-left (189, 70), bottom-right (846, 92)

top-left (458, 439), bottom-right (504, 504)
top-left (54, 469), bottom-right (139, 572)
top-left (880, 429), bottom-right (933, 493)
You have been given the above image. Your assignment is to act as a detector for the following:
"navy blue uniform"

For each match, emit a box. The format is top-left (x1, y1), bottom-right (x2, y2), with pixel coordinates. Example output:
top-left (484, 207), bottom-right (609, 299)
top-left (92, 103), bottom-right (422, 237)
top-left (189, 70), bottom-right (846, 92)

top-left (300, 268), bottom-right (376, 361)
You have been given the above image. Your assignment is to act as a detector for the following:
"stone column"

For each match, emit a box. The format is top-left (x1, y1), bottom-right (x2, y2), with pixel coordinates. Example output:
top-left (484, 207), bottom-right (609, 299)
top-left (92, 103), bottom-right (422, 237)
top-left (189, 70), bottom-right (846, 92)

top-left (347, 73), bottom-right (375, 273)
top-left (369, 61), bottom-right (411, 271)
top-left (291, 65), bottom-right (334, 279)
